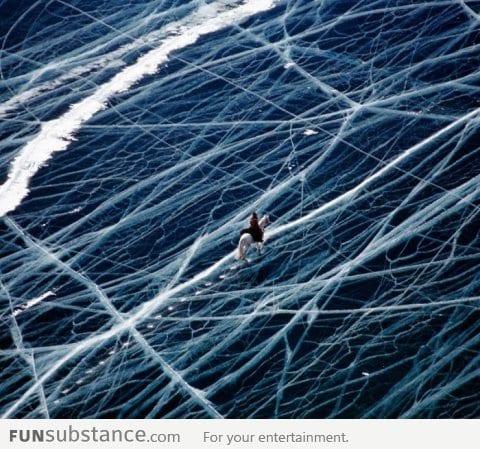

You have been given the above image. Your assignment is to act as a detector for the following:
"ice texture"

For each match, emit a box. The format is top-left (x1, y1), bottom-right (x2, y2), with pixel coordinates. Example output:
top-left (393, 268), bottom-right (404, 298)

top-left (0, 0), bottom-right (479, 418)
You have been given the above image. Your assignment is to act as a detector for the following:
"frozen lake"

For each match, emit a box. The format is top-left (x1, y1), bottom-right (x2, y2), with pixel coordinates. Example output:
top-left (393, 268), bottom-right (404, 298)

top-left (0, 0), bottom-right (479, 418)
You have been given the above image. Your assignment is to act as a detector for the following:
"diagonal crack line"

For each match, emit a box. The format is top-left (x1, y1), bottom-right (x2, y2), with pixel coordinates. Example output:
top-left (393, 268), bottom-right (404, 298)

top-left (0, 279), bottom-right (50, 418)
top-left (2, 217), bottom-right (223, 418)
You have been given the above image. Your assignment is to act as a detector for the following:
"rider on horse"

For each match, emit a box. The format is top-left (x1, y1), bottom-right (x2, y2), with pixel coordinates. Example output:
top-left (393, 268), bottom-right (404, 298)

top-left (240, 212), bottom-right (264, 242)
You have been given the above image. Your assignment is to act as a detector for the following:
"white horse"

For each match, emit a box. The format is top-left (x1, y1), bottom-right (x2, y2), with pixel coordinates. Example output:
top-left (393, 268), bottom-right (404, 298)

top-left (235, 214), bottom-right (270, 260)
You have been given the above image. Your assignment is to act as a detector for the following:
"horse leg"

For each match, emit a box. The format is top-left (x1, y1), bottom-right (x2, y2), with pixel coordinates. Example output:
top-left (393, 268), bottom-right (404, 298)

top-left (242, 235), bottom-right (252, 259)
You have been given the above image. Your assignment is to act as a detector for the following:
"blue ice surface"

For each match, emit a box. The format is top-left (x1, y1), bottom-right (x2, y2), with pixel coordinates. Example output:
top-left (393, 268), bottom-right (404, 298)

top-left (0, 0), bottom-right (479, 418)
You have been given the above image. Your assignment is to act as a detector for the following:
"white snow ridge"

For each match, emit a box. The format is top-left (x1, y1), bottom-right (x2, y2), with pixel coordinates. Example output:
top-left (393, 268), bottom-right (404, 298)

top-left (0, 0), bottom-right (277, 218)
